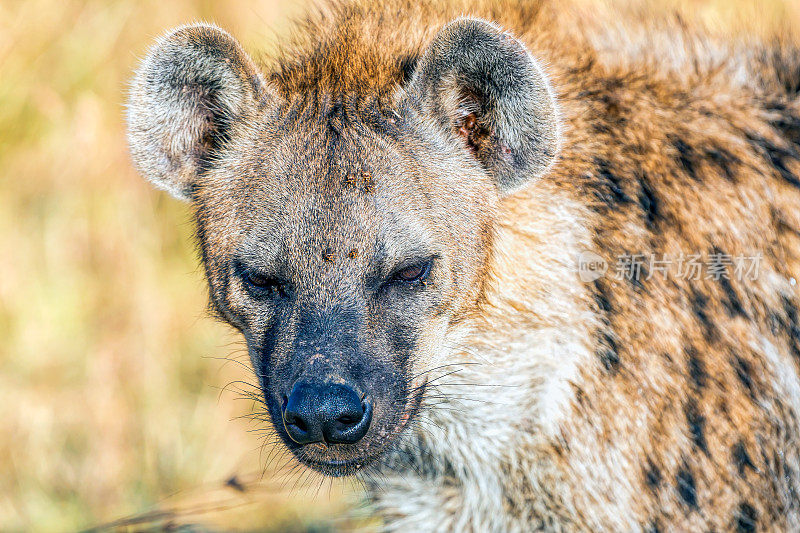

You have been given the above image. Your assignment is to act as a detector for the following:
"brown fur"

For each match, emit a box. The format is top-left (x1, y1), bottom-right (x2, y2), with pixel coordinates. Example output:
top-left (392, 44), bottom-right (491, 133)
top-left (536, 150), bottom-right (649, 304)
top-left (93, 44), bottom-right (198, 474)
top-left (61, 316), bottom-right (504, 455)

top-left (127, 0), bottom-right (800, 530)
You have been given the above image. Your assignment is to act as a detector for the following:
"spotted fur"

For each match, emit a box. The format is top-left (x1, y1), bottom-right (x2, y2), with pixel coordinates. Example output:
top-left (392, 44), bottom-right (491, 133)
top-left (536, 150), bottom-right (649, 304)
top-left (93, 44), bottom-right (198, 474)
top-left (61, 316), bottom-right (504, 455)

top-left (127, 0), bottom-right (800, 530)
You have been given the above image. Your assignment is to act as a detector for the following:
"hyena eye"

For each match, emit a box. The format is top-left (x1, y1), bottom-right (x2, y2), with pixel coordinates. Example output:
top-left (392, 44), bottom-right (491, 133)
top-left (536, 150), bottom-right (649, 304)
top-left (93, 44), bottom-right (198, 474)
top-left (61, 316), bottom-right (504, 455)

top-left (243, 271), bottom-right (289, 298)
top-left (391, 260), bottom-right (432, 284)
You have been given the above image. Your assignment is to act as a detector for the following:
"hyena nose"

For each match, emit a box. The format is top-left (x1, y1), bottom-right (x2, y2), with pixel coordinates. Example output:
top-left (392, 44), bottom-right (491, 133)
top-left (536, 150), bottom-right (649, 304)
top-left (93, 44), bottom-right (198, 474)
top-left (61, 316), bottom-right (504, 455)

top-left (282, 381), bottom-right (372, 445)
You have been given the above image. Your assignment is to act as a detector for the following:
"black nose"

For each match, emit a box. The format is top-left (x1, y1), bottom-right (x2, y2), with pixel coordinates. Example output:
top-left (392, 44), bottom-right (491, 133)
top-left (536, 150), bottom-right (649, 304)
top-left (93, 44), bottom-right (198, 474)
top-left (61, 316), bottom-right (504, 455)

top-left (282, 381), bottom-right (372, 445)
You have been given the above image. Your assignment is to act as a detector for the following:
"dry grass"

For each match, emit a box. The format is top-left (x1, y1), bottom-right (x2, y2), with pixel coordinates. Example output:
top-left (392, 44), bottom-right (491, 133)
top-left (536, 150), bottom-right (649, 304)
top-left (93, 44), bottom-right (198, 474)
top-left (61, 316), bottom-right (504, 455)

top-left (0, 0), bottom-right (798, 531)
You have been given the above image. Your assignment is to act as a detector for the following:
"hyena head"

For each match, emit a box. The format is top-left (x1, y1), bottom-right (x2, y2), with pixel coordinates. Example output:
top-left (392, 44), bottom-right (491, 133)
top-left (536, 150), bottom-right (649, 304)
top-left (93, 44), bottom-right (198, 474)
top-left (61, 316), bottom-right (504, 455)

top-left (127, 19), bottom-right (559, 476)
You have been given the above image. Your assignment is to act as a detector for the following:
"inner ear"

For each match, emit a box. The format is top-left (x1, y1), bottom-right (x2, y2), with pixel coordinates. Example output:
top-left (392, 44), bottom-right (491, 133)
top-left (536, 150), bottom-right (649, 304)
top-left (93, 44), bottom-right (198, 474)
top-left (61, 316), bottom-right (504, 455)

top-left (454, 89), bottom-right (492, 158)
top-left (407, 18), bottom-right (560, 195)
top-left (192, 82), bottom-right (237, 173)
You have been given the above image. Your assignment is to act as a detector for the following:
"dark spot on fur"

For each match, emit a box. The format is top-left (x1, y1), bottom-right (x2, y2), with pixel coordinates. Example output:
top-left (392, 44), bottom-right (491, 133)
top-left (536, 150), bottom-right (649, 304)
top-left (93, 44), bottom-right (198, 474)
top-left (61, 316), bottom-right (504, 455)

top-left (767, 297), bottom-right (800, 360)
top-left (769, 311), bottom-right (782, 336)
top-left (691, 290), bottom-right (717, 340)
top-left (733, 356), bottom-right (757, 399)
top-left (624, 260), bottom-right (647, 292)
top-left (784, 463), bottom-right (799, 509)
top-left (592, 279), bottom-right (612, 314)
top-left (638, 174), bottom-right (660, 228)
top-left (685, 399), bottom-right (708, 454)
top-left (705, 146), bottom-right (739, 180)
top-left (551, 431), bottom-right (571, 458)
top-left (593, 158), bottom-right (631, 204)
top-left (734, 502), bottom-right (758, 533)
top-left (361, 170), bottom-right (375, 193)
top-left (771, 109), bottom-right (800, 146)
top-left (645, 460), bottom-right (662, 491)
top-left (676, 465), bottom-right (698, 509)
top-left (717, 397), bottom-right (730, 418)
top-left (781, 296), bottom-right (800, 360)
top-left (732, 440), bottom-right (755, 476)
top-left (671, 136), bottom-right (699, 180)
top-left (591, 122), bottom-right (612, 134)
top-left (761, 47), bottom-right (800, 96)
top-left (686, 346), bottom-right (707, 389)
top-left (718, 275), bottom-right (746, 318)
top-left (646, 519), bottom-right (662, 533)
top-left (598, 348), bottom-right (620, 373)
top-left (765, 100), bottom-right (788, 113)
top-left (598, 331), bottom-right (620, 373)
top-left (746, 132), bottom-right (800, 188)
top-left (783, 296), bottom-right (799, 325)
top-left (574, 386), bottom-right (587, 407)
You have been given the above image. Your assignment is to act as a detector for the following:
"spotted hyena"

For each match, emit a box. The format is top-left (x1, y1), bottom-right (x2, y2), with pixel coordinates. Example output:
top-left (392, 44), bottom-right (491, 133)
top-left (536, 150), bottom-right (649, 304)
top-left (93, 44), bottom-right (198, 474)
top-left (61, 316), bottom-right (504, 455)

top-left (127, 0), bottom-right (800, 530)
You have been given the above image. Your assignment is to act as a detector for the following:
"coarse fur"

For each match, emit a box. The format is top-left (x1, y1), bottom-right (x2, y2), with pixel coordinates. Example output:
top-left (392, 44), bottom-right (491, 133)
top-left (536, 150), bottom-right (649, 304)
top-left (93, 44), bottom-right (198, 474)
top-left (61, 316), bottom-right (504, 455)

top-left (127, 0), bottom-right (800, 530)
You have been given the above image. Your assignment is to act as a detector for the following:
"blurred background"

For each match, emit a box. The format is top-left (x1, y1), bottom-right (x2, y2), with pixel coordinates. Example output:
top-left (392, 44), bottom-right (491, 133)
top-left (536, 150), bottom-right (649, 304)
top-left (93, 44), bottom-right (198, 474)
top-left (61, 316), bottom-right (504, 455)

top-left (1, 0), bottom-right (799, 531)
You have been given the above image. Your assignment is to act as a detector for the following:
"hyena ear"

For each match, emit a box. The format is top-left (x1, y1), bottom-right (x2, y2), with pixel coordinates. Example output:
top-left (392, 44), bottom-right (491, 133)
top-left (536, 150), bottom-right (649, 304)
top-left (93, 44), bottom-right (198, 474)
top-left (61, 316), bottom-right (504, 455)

top-left (408, 18), bottom-right (560, 194)
top-left (126, 23), bottom-right (269, 201)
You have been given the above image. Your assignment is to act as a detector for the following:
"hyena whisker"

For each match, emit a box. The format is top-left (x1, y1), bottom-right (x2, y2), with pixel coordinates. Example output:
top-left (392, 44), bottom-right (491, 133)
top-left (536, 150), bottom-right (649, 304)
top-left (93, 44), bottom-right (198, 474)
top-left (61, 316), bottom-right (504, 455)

top-left (229, 393), bottom-right (265, 407)
top-left (433, 382), bottom-right (520, 388)
top-left (239, 414), bottom-right (271, 426)
top-left (238, 405), bottom-right (270, 417)
top-left (423, 393), bottom-right (506, 405)
top-left (275, 456), bottom-right (304, 490)
top-left (398, 416), bottom-right (444, 444)
top-left (286, 464), bottom-right (308, 494)
top-left (408, 361), bottom-right (483, 382)
top-left (379, 446), bottom-right (439, 482)
top-left (240, 408), bottom-right (270, 418)
top-left (300, 467), bottom-right (323, 497)
top-left (244, 423), bottom-right (274, 434)
top-left (213, 339), bottom-right (248, 351)
top-left (234, 410), bottom-right (270, 424)
top-left (419, 395), bottom-right (474, 407)
top-left (440, 340), bottom-right (495, 365)
top-left (418, 383), bottom-right (500, 404)
top-left (222, 378), bottom-right (263, 392)
top-left (409, 367), bottom-right (465, 388)
top-left (361, 463), bottom-right (394, 493)
top-left (408, 417), bottom-right (449, 438)
top-left (213, 379), bottom-right (263, 401)
top-left (257, 437), bottom-right (271, 470)
top-left (233, 389), bottom-right (265, 402)
top-left (311, 473), bottom-right (328, 501)
top-left (421, 395), bottom-right (494, 407)
top-left (202, 354), bottom-right (260, 375)
top-left (231, 388), bottom-right (263, 402)
top-left (261, 442), bottom-right (292, 480)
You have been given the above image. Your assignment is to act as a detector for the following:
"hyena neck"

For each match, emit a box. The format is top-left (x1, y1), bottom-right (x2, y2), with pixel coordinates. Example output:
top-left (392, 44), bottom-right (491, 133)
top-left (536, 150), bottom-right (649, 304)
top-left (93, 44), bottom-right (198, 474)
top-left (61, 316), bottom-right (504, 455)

top-left (368, 183), bottom-right (601, 527)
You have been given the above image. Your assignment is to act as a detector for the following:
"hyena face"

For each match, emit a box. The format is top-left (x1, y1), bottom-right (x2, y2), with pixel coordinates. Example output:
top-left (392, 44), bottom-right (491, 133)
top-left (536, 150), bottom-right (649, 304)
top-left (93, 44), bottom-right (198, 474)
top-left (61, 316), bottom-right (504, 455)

top-left (127, 19), bottom-right (559, 475)
top-left (195, 111), bottom-right (497, 474)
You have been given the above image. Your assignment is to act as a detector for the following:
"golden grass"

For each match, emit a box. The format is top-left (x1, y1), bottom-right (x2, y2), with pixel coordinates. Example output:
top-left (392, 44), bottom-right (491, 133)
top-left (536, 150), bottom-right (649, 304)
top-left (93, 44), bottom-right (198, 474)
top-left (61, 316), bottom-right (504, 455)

top-left (0, 0), bottom-right (798, 531)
